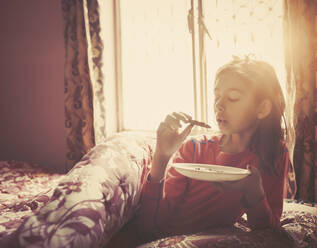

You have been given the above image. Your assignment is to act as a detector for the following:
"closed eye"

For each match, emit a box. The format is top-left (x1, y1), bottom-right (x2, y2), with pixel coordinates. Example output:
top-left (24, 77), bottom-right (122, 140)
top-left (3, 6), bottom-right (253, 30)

top-left (227, 90), bottom-right (242, 101)
top-left (214, 89), bottom-right (242, 103)
top-left (228, 97), bottom-right (240, 102)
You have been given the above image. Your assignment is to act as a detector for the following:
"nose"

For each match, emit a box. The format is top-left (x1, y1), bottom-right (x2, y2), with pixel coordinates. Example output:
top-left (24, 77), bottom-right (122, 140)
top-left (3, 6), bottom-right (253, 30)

top-left (214, 97), bottom-right (225, 112)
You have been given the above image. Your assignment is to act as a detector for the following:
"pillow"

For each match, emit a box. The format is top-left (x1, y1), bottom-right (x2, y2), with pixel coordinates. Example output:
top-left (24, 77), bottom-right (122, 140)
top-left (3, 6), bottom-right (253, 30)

top-left (6, 132), bottom-right (155, 248)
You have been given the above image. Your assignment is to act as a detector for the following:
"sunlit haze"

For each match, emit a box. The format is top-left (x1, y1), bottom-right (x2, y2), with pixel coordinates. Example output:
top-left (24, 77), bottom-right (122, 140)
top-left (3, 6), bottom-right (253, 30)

top-left (120, 0), bottom-right (285, 131)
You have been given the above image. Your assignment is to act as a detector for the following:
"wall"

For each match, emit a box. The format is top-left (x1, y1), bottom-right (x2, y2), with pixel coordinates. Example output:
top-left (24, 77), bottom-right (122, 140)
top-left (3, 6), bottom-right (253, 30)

top-left (0, 1), bottom-right (66, 173)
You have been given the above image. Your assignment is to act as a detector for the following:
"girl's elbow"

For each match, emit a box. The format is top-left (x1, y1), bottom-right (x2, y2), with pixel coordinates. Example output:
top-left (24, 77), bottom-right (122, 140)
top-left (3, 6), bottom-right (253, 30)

top-left (249, 217), bottom-right (281, 231)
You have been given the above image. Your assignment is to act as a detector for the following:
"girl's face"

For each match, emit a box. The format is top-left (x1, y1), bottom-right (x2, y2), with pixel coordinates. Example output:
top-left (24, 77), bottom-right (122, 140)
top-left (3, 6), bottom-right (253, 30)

top-left (214, 73), bottom-right (260, 135)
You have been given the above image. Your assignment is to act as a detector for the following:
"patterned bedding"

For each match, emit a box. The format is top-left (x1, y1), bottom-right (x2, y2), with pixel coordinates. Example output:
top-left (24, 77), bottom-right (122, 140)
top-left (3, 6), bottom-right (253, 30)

top-left (0, 132), bottom-right (316, 248)
top-left (0, 161), bottom-right (64, 239)
top-left (138, 200), bottom-right (317, 248)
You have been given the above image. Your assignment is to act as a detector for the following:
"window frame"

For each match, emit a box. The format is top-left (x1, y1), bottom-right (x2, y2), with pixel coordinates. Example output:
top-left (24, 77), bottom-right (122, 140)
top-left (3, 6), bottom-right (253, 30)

top-left (113, 0), bottom-right (210, 133)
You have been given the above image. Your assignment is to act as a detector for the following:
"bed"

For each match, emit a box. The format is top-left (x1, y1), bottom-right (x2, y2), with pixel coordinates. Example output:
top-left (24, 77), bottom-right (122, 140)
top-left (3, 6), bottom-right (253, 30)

top-left (0, 161), bottom-right (64, 238)
top-left (0, 132), bottom-right (316, 248)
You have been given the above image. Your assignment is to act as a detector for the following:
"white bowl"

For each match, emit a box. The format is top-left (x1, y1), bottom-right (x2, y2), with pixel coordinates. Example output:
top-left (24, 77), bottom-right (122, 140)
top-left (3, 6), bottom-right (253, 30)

top-left (172, 163), bottom-right (251, 182)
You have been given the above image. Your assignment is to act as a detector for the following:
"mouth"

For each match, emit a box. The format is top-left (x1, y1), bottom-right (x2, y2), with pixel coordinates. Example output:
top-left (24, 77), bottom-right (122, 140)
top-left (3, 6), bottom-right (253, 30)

top-left (216, 117), bottom-right (228, 126)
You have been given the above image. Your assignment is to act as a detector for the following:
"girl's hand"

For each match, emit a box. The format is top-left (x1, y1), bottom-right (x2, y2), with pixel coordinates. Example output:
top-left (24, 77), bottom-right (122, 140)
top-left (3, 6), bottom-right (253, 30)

top-left (150, 112), bottom-right (194, 182)
top-left (155, 112), bottom-right (194, 159)
top-left (211, 165), bottom-right (265, 206)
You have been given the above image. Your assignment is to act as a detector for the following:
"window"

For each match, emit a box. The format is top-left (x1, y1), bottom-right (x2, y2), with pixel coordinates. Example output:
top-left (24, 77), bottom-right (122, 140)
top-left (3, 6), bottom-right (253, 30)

top-left (116, 0), bottom-right (285, 132)
top-left (119, 0), bottom-right (194, 131)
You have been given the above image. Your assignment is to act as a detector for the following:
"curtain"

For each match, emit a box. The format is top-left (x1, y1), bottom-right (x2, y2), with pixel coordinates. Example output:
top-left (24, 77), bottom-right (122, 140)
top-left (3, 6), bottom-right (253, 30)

top-left (284, 0), bottom-right (317, 202)
top-left (61, 0), bottom-right (106, 172)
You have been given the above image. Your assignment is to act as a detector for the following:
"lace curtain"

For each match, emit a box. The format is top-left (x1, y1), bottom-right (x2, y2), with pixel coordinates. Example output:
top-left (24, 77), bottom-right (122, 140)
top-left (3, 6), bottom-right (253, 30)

top-left (204, 0), bottom-right (286, 125)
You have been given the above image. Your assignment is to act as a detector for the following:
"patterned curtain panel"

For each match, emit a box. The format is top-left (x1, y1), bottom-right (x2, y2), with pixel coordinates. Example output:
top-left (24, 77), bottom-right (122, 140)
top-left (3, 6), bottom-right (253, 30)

top-left (284, 0), bottom-right (317, 202)
top-left (61, 0), bottom-right (106, 171)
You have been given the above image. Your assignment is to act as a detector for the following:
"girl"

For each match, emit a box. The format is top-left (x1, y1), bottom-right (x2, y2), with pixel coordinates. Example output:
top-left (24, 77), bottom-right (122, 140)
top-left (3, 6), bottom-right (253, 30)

top-left (107, 56), bottom-right (290, 247)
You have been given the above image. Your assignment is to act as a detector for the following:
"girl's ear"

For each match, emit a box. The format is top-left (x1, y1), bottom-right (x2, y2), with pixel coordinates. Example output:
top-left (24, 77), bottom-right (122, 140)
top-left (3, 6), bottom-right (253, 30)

top-left (257, 99), bottom-right (272, 120)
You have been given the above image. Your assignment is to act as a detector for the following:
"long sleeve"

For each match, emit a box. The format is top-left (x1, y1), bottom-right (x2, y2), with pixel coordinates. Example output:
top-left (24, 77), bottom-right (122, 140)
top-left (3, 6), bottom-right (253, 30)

top-left (136, 140), bottom-right (194, 240)
top-left (136, 135), bottom-right (290, 241)
top-left (244, 147), bottom-right (290, 230)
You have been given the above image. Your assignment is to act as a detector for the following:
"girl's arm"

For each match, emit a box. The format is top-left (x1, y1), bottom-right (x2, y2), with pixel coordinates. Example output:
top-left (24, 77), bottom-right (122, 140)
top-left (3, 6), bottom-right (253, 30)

top-left (136, 140), bottom-right (194, 240)
top-left (243, 148), bottom-right (290, 230)
top-left (135, 112), bottom-right (194, 241)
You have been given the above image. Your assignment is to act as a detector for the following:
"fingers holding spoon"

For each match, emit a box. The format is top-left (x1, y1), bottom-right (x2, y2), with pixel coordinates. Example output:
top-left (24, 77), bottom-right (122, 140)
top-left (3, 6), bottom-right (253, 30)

top-left (172, 112), bottom-right (211, 128)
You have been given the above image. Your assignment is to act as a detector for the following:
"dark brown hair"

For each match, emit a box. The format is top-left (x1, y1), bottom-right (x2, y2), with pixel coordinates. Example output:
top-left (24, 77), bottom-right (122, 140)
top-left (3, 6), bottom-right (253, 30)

top-left (215, 56), bottom-right (286, 175)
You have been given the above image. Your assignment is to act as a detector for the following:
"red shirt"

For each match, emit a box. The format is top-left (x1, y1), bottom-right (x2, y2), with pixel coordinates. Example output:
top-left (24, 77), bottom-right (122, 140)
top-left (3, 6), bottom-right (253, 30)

top-left (136, 135), bottom-right (289, 243)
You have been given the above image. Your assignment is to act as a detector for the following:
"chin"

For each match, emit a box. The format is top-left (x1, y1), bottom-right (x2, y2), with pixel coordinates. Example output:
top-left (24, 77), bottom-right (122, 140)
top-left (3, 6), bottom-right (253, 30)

top-left (219, 129), bottom-right (231, 135)
top-left (219, 127), bottom-right (239, 137)
top-left (218, 124), bottom-right (230, 133)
